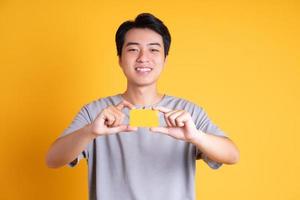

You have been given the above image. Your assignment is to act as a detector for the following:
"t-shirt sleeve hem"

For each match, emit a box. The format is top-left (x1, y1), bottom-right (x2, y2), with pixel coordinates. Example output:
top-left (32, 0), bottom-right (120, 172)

top-left (67, 151), bottom-right (87, 168)
top-left (201, 153), bottom-right (223, 170)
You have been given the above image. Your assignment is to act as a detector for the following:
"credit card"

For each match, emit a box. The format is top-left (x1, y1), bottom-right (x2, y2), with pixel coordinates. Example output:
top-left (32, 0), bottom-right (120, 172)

top-left (129, 109), bottom-right (159, 127)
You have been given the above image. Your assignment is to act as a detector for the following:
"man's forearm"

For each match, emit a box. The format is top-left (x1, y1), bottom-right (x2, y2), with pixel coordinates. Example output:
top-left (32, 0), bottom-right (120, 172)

top-left (189, 130), bottom-right (240, 164)
top-left (45, 124), bottom-right (97, 168)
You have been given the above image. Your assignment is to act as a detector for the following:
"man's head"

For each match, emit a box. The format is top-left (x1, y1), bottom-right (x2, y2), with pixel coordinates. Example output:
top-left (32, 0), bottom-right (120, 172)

top-left (115, 13), bottom-right (171, 58)
top-left (115, 13), bottom-right (171, 87)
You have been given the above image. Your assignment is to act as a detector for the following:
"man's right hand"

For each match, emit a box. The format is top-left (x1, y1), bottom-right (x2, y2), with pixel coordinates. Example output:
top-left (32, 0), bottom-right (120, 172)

top-left (46, 100), bottom-right (137, 168)
top-left (90, 100), bottom-right (138, 137)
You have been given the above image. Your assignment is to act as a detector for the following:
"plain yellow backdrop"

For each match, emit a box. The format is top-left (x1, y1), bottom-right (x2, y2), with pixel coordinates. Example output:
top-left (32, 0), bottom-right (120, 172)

top-left (0, 1), bottom-right (299, 199)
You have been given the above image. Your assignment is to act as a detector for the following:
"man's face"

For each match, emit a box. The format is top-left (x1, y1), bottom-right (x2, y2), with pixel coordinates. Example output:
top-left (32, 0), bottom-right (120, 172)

top-left (119, 28), bottom-right (166, 87)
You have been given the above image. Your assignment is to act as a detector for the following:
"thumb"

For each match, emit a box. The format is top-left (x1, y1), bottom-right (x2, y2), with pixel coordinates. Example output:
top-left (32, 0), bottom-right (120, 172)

top-left (150, 127), bottom-right (169, 134)
top-left (107, 124), bottom-right (137, 134)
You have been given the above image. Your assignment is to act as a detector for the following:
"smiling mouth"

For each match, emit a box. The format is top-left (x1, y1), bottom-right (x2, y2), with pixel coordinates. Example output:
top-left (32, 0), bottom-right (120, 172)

top-left (135, 67), bottom-right (153, 72)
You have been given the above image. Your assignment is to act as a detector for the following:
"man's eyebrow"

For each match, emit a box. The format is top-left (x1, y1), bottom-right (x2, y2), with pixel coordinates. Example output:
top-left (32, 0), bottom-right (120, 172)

top-left (125, 42), bottom-right (162, 47)
top-left (148, 42), bottom-right (161, 47)
top-left (125, 42), bottom-right (140, 47)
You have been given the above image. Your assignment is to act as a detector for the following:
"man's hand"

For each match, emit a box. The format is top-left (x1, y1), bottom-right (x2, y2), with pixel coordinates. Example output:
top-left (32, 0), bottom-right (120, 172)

top-left (90, 100), bottom-right (138, 136)
top-left (150, 106), bottom-right (198, 142)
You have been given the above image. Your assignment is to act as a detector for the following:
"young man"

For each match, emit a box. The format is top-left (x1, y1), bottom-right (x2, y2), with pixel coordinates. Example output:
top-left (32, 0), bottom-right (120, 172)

top-left (46, 13), bottom-right (239, 200)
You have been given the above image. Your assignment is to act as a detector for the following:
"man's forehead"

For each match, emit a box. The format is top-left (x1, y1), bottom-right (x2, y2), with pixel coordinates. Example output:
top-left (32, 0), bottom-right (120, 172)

top-left (124, 28), bottom-right (163, 46)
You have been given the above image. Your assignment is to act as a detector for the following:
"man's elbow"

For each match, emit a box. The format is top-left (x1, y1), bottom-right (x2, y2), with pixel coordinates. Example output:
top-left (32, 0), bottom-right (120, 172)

top-left (45, 152), bottom-right (63, 169)
top-left (226, 148), bottom-right (240, 165)
top-left (224, 138), bottom-right (240, 165)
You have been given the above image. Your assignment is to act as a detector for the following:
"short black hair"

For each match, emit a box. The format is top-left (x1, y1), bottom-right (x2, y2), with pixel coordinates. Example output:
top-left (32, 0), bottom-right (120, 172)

top-left (115, 13), bottom-right (171, 58)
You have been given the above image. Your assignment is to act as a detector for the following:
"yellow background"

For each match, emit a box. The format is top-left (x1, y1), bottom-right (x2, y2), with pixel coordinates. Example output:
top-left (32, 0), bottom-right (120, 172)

top-left (0, 1), bottom-right (299, 199)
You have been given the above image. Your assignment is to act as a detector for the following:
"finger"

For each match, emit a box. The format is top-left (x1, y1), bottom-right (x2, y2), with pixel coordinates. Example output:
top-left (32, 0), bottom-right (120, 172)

top-left (168, 110), bottom-right (185, 127)
top-left (116, 100), bottom-right (136, 110)
top-left (104, 114), bottom-right (115, 126)
top-left (112, 106), bottom-right (127, 119)
top-left (165, 110), bottom-right (178, 127)
top-left (152, 106), bottom-right (172, 113)
top-left (103, 110), bottom-right (116, 126)
top-left (175, 112), bottom-right (188, 127)
top-left (110, 107), bottom-right (126, 127)
top-left (164, 113), bottom-right (172, 127)
top-left (111, 114), bottom-right (122, 127)
top-left (150, 127), bottom-right (169, 134)
top-left (107, 124), bottom-right (137, 134)
top-left (127, 125), bottom-right (138, 132)
top-left (176, 113), bottom-right (190, 127)
top-left (163, 109), bottom-right (177, 127)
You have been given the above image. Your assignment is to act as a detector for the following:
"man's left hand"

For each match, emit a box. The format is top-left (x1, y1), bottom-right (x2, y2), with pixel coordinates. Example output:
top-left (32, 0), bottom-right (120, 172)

top-left (150, 106), bottom-right (198, 142)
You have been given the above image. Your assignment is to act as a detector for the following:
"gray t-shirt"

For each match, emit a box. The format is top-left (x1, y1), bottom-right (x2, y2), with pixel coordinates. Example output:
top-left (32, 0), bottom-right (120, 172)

top-left (59, 94), bottom-right (228, 200)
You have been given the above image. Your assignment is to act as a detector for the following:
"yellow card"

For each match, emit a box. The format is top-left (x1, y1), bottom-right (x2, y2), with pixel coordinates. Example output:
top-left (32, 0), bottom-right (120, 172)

top-left (129, 109), bottom-right (159, 127)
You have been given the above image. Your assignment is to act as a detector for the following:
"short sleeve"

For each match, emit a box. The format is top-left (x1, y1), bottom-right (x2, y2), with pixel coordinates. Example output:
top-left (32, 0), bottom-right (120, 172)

top-left (59, 105), bottom-right (91, 168)
top-left (192, 105), bottom-right (228, 169)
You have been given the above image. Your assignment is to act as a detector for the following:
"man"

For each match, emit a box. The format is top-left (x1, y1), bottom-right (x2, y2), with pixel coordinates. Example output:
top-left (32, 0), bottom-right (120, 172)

top-left (46, 13), bottom-right (239, 200)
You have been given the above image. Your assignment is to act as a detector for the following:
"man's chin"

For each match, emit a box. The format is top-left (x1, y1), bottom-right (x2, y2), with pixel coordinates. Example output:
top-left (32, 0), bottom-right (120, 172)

top-left (130, 81), bottom-right (156, 87)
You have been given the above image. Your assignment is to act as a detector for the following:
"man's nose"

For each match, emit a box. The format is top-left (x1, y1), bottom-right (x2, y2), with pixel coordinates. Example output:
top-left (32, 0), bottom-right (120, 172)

top-left (137, 50), bottom-right (149, 63)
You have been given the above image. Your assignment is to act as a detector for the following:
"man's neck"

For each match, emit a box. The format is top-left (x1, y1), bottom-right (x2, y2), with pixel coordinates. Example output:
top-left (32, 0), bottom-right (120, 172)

top-left (121, 84), bottom-right (164, 106)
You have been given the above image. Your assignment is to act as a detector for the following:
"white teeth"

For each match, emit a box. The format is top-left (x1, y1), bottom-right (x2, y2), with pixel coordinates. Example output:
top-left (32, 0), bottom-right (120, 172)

top-left (136, 67), bottom-right (152, 72)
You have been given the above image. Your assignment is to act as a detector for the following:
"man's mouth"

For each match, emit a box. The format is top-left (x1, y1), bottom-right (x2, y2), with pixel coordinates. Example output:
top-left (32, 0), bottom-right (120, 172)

top-left (135, 67), bottom-right (153, 72)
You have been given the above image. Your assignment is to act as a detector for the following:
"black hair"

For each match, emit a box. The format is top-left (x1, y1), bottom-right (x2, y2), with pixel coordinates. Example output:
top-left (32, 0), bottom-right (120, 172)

top-left (115, 13), bottom-right (171, 58)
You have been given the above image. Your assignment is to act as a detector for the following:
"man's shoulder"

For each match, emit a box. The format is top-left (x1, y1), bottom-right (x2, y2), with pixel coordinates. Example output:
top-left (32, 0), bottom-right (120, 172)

top-left (164, 94), bottom-right (204, 111)
top-left (81, 94), bottom-right (121, 111)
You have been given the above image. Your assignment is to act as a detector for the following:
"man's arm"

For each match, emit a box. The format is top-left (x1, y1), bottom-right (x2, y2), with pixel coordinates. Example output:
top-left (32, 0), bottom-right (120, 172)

top-left (45, 124), bottom-right (96, 169)
top-left (150, 106), bottom-right (240, 165)
top-left (189, 130), bottom-right (240, 165)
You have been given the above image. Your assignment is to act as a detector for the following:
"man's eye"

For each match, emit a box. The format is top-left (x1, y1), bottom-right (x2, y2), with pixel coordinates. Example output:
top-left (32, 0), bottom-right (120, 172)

top-left (128, 49), bottom-right (138, 52)
top-left (151, 49), bottom-right (159, 52)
